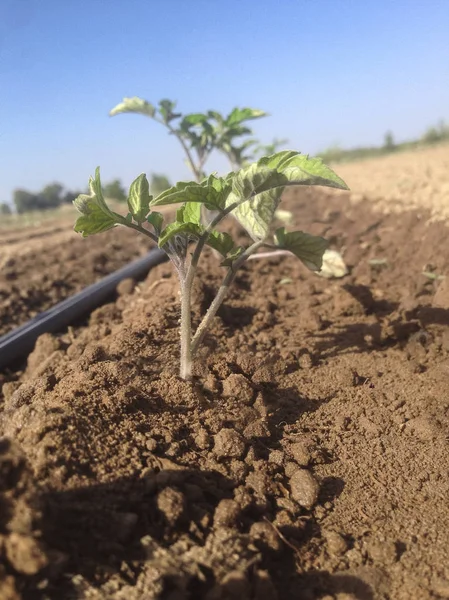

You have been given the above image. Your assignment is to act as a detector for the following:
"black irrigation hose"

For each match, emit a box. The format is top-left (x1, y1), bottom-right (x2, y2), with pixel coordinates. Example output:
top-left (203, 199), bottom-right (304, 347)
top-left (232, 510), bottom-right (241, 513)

top-left (0, 248), bottom-right (168, 370)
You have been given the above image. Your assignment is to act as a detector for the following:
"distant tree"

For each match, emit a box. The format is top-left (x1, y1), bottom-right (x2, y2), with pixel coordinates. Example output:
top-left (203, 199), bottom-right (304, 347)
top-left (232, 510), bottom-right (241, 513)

top-left (39, 182), bottom-right (64, 209)
top-left (103, 179), bottom-right (126, 202)
top-left (0, 202), bottom-right (12, 215)
top-left (383, 131), bottom-right (395, 150)
top-left (422, 127), bottom-right (441, 144)
top-left (13, 189), bottom-right (41, 213)
top-left (150, 173), bottom-right (171, 197)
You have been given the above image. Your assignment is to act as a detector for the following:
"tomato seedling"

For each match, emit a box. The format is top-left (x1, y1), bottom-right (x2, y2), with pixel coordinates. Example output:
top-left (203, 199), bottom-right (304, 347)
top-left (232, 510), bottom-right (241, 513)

top-left (110, 97), bottom-right (268, 181)
top-left (73, 151), bottom-right (348, 380)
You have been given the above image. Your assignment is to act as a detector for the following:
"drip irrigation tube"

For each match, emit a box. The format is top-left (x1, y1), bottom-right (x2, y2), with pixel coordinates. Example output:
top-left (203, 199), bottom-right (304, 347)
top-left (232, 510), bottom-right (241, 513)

top-left (0, 248), bottom-right (168, 370)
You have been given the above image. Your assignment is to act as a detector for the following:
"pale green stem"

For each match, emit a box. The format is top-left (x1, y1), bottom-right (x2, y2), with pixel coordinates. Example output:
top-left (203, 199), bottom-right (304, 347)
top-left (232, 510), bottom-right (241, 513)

top-left (177, 203), bottom-right (240, 380)
top-left (119, 219), bottom-right (159, 243)
top-left (179, 277), bottom-right (192, 380)
top-left (190, 239), bottom-right (264, 356)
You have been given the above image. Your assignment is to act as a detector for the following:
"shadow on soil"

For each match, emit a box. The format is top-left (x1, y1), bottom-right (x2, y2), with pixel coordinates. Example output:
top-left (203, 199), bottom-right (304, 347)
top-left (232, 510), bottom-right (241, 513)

top-left (33, 465), bottom-right (372, 599)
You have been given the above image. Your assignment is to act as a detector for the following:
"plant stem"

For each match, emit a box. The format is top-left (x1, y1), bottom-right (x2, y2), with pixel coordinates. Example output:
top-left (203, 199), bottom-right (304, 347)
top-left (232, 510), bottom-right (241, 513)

top-left (179, 277), bottom-right (192, 380)
top-left (248, 249), bottom-right (291, 261)
top-left (166, 122), bottom-right (203, 182)
top-left (120, 220), bottom-right (159, 243)
top-left (190, 239), bottom-right (264, 356)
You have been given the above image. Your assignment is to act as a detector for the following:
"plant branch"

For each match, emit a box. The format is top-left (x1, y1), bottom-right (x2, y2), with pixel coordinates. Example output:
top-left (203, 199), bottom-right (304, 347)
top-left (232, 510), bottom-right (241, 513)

top-left (165, 121), bottom-right (202, 182)
top-left (123, 220), bottom-right (159, 243)
top-left (190, 239), bottom-right (264, 356)
top-left (248, 249), bottom-right (292, 260)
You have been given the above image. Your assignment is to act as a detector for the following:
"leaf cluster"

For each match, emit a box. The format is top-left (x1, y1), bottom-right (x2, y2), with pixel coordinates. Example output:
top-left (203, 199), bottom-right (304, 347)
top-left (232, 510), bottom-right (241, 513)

top-left (74, 151), bottom-right (348, 271)
top-left (109, 97), bottom-right (268, 178)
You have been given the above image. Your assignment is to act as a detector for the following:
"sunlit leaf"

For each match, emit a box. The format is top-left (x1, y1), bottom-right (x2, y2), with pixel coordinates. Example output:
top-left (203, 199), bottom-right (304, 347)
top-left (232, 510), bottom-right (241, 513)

top-left (147, 211), bottom-right (164, 233)
top-left (274, 227), bottom-right (328, 271)
top-left (150, 175), bottom-right (230, 210)
top-left (177, 202), bottom-right (202, 225)
top-left (181, 113), bottom-right (209, 126)
top-left (259, 151), bottom-right (349, 190)
top-left (226, 107), bottom-right (267, 126)
top-left (74, 202), bottom-right (117, 237)
top-left (127, 173), bottom-right (152, 223)
top-left (73, 167), bottom-right (118, 238)
top-left (109, 97), bottom-right (156, 118)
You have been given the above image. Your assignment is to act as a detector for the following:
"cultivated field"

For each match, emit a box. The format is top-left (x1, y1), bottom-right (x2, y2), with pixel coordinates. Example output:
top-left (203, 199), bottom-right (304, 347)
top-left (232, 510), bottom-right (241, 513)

top-left (0, 144), bottom-right (448, 599)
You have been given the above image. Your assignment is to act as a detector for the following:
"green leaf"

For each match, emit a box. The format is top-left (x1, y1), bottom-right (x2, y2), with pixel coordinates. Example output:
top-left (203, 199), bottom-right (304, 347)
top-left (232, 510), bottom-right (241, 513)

top-left (207, 110), bottom-right (224, 124)
top-left (150, 180), bottom-right (194, 205)
top-left (231, 163), bottom-right (281, 198)
top-left (226, 107), bottom-right (267, 126)
top-left (205, 230), bottom-right (235, 257)
top-left (150, 175), bottom-right (230, 211)
top-left (226, 164), bottom-right (285, 240)
top-left (73, 167), bottom-right (118, 238)
top-left (257, 150), bottom-right (301, 169)
top-left (274, 227), bottom-right (329, 271)
top-left (109, 97), bottom-right (156, 118)
top-left (258, 151), bottom-right (349, 190)
top-left (127, 173), bottom-right (152, 223)
top-left (229, 187), bottom-right (283, 240)
top-left (176, 202), bottom-right (201, 225)
top-left (88, 167), bottom-right (116, 218)
top-left (181, 113), bottom-right (208, 126)
top-left (74, 202), bottom-right (117, 237)
top-left (220, 246), bottom-right (245, 266)
top-left (147, 211), bottom-right (164, 233)
top-left (158, 99), bottom-right (181, 123)
top-left (225, 153), bottom-right (349, 240)
top-left (159, 221), bottom-right (204, 248)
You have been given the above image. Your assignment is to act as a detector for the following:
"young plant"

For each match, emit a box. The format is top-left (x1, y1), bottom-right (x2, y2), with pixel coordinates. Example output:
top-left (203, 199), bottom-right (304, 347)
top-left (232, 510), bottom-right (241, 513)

top-left (73, 151), bottom-right (348, 380)
top-left (109, 97), bottom-right (267, 180)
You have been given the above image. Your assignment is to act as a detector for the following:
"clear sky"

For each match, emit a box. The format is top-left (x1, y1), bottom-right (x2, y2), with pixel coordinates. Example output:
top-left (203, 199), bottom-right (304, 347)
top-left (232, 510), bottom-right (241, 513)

top-left (1, 0), bottom-right (448, 203)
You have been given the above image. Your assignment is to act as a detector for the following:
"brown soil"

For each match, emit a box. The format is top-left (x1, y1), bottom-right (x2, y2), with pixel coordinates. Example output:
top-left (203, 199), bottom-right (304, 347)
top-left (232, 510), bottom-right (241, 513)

top-left (1, 182), bottom-right (448, 599)
top-left (333, 143), bottom-right (449, 222)
top-left (0, 221), bottom-right (153, 337)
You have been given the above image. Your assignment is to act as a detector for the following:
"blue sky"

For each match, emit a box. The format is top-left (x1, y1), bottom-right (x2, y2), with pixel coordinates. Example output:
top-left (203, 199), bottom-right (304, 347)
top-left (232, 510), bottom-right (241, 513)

top-left (1, 0), bottom-right (448, 203)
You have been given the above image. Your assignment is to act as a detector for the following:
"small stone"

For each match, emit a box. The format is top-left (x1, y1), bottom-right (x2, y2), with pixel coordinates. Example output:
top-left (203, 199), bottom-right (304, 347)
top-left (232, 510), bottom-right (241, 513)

top-left (222, 374), bottom-right (255, 405)
top-left (5, 533), bottom-right (48, 575)
top-left (298, 352), bottom-right (313, 369)
top-left (156, 487), bottom-right (185, 525)
top-left (195, 427), bottom-right (212, 450)
top-left (289, 469), bottom-right (320, 509)
top-left (284, 461), bottom-right (299, 478)
top-left (246, 470), bottom-right (272, 497)
top-left (323, 530), bottom-right (348, 555)
top-left (146, 437), bottom-right (158, 452)
top-left (268, 450), bottom-right (284, 466)
top-left (243, 419), bottom-right (270, 439)
top-left (116, 277), bottom-right (136, 296)
top-left (203, 373), bottom-right (219, 393)
top-left (365, 539), bottom-right (397, 565)
top-left (0, 566), bottom-right (19, 600)
top-left (288, 442), bottom-right (311, 466)
top-left (213, 499), bottom-right (240, 528)
top-left (274, 510), bottom-right (294, 528)
top-left (213, 428), bottom-right (246, 459)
